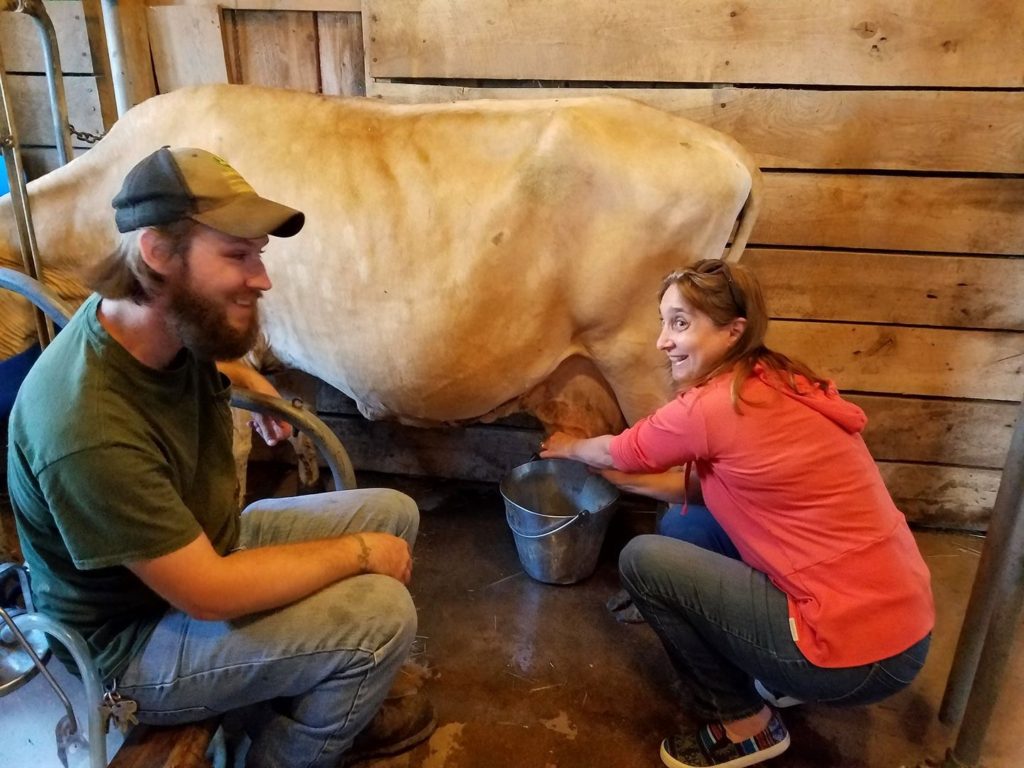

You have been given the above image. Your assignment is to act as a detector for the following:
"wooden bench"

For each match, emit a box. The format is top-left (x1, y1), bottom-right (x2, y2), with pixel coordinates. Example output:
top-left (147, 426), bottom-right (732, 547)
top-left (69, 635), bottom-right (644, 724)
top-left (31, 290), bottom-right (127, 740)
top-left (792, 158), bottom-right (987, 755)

top-left (109, 719), bottom-right (220, 768)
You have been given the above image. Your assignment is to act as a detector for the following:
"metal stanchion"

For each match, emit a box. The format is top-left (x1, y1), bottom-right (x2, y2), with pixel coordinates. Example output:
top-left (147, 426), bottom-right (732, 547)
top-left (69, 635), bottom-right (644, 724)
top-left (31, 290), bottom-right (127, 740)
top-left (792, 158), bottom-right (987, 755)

top-left (939, 397), bottom-right (1024, 767)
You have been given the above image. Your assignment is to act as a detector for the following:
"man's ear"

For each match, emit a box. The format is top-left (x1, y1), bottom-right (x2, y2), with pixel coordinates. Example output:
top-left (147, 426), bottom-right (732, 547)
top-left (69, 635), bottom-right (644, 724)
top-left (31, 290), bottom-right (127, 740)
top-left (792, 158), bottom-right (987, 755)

top-left (138, 229), bottom-right (179, 278)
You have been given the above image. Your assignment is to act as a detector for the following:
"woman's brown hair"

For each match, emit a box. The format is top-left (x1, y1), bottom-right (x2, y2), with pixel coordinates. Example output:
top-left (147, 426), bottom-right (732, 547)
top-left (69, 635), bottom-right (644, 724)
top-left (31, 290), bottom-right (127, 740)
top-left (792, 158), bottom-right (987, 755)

top-left (661, 259), bottom-right (830, 408)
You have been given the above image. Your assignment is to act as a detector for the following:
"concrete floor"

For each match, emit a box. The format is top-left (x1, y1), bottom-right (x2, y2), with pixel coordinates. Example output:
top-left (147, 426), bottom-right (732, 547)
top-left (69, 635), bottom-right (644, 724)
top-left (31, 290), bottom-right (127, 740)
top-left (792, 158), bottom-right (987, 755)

top-left (2, 471), bottom-right (1022, 768)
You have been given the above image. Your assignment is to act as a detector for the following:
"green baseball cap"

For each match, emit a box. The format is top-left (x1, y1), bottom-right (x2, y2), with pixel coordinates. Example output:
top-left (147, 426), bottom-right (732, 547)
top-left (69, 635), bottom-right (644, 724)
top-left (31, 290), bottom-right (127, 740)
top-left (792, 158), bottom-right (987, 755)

top-left (112, 146), bottom-right (304, 239)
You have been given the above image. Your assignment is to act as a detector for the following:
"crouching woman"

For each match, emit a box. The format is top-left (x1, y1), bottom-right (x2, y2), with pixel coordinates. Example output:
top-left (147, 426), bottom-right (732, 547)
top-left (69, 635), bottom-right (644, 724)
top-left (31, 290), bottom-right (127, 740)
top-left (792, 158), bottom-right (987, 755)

top-left (540, 259), bottom-right (934, 768)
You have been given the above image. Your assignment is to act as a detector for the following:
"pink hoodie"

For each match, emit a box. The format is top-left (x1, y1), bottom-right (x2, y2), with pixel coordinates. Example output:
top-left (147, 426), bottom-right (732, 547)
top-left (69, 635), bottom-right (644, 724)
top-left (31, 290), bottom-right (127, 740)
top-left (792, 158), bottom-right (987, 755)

top-left (610, 366), bottom-right (934, 668)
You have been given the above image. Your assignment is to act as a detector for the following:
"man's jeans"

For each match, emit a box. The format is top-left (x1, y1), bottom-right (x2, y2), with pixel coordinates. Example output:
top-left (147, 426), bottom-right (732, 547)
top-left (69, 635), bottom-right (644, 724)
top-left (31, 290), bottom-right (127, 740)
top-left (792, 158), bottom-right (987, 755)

top-left (621, 503), bottom-right (930, 722)
top-left (117, 488), bottom-right (420, 768)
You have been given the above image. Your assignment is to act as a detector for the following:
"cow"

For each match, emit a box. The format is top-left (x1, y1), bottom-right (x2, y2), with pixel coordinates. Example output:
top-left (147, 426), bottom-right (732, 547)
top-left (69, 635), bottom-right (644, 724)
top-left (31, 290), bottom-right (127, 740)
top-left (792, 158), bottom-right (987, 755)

top-left (0, 84), bottom-right (760, 439)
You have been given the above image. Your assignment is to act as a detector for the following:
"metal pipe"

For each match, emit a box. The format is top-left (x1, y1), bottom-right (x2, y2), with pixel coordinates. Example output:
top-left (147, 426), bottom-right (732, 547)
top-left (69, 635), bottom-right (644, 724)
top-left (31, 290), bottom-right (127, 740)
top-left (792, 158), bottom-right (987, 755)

top-left (16, 0), bottom-right (74, 165)
top-left (230, 388), bottom-right (358, 491)
top-left (98, 0), bottom-right (130, 116)
top-left (0, 53), bottom-right (54, 346)
top-left (939, 397), bottom-right (1024, 725)
top-left (0, 266), bottom-right (74, 328)
top-left (941, 488), bottom-right (1024, 766)
top-left (14, 612), bottom-right (108, 768)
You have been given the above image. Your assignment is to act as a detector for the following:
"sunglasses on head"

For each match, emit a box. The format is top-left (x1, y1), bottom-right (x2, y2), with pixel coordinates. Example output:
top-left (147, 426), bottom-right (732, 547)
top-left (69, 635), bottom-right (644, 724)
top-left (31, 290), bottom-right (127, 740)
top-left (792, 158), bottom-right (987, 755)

top-left (687, 260), bottom-right (746, 317)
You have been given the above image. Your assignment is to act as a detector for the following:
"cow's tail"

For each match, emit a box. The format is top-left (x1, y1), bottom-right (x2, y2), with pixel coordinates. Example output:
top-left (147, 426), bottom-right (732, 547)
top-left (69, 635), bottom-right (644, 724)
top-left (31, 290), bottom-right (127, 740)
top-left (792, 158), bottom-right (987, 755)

top-left (722, 163), bottom-right (762, 264)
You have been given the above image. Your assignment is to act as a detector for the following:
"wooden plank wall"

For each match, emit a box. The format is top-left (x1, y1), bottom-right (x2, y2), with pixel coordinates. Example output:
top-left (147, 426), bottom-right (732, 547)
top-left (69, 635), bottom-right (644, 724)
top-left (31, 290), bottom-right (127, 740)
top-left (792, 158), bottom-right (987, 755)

top-left (6, 0), bottom-right (1022, 528)
top-left (351, 0), bottom-right (1024, 530)
top-left (0, 0), bottom-right (109, 178)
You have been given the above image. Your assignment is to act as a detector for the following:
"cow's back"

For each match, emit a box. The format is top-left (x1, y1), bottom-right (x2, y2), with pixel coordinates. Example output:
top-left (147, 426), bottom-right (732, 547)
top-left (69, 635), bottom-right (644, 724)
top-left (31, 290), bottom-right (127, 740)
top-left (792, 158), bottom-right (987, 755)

top-left (0, 85), bottom-right (758, 426)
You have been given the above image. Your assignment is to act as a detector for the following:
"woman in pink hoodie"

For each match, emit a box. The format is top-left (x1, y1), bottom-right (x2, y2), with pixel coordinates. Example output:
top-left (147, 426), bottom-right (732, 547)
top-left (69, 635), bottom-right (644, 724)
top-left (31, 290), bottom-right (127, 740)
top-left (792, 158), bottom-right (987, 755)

top-left (540, 259), bottom-right (934, 768)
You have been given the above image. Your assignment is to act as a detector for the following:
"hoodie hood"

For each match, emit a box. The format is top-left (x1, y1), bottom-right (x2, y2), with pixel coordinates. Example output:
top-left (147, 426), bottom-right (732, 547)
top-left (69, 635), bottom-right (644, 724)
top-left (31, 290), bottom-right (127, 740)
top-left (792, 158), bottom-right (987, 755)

top-left (753, 363), bottom-right (867, 434)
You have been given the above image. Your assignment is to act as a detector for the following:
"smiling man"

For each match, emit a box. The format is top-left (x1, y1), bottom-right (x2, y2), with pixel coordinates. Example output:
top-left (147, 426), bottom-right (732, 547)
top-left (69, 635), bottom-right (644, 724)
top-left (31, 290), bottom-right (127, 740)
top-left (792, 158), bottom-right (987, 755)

top-left (7, 147), bottom-right (435, 767)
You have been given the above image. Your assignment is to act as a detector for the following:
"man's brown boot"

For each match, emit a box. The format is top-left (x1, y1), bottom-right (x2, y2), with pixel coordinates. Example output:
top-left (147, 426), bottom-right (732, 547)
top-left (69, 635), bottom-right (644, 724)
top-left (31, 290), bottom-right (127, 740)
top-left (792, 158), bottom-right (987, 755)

top-left (346, 689), bottom-right (436, 764)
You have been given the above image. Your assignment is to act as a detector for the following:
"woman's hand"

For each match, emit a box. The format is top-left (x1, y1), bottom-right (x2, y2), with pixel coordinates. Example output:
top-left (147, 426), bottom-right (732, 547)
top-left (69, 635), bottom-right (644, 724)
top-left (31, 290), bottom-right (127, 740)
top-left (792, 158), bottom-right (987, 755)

top-left (539, 431), bottom-right (579, 459)
top-left (539, 432), bottom-right (616, 469)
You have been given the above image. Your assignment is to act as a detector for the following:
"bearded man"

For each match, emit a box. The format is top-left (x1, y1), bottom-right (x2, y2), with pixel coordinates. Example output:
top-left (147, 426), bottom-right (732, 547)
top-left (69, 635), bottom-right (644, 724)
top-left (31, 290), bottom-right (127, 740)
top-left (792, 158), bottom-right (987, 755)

top-left (6, 147), bottom-right (435, 767)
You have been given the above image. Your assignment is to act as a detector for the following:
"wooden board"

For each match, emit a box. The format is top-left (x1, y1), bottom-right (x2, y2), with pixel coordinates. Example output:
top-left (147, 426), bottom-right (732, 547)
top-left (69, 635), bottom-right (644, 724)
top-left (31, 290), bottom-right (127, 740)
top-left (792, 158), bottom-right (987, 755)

top-left (117, 0), bottom-right (159, 108)
top-left (78, 0), bottom-right (118, 128)
top-left (852, 395), bottom-right (1016, 468)
top-left (365, 0), bottom-right (1024, 88)
top-left (319, 413), bottom-right (541, 484)
top-left (147, 4), bottom-right (229, 92)
top-left (148, 0), bottom-right (361, 10)
top-left (766, 321), bottom-right (1024, 401)
top-left (878, 463), bottom-right (998, 530)
top-left (369, 82), bottom-right (1024, 174)
top-left (0, 1), bottom-right (93, 74)
top-left (316, 383), bottom-right (1016, 471)
top-left (109, 720), bottom-right (219, 768)
top-left (315, 410), bottom-right (997, 529)
top-left (224, 10), bottom-right (319, 91)
top-left (744, 249), bottom-right (1024, 331)
top-left (318, 11), bottom-right (365, 96)
top-left (756, 174), bottom-right (1024, 255)
top-left (7, 74), bottom-right (103, 147)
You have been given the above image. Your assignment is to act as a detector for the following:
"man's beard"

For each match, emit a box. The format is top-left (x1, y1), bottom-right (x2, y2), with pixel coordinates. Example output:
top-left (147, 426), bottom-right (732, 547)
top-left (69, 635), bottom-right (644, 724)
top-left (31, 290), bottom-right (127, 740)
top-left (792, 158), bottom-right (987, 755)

top-left (166, 279), bottom-right (261, 361)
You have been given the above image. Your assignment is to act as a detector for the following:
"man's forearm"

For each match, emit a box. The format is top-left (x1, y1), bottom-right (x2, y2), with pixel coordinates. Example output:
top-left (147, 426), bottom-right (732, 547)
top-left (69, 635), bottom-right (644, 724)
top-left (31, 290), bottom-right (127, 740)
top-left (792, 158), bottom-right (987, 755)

top-left (129, 531), bottom-right (411, 621)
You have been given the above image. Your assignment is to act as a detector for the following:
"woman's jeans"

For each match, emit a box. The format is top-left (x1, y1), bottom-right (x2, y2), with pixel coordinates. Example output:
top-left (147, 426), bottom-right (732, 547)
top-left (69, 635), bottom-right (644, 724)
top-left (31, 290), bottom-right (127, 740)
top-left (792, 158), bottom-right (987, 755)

top-left (117, 488), bottom-right (420, 768)
top-left (620, 503), bottom-right (930, 722)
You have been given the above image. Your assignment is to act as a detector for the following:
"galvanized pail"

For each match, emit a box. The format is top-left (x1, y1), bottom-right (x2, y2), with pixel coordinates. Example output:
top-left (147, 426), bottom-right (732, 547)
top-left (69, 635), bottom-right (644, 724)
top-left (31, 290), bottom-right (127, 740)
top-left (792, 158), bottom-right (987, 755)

top-left (500, 459), bottom-right (620, 585)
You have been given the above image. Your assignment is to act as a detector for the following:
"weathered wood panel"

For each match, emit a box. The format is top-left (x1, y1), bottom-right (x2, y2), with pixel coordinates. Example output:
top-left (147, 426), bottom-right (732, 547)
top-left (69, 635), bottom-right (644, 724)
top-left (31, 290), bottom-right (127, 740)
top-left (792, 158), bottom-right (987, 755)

top-left (767, 321), bottom-right (1024, 401)
top-left (756, 175), bottom-right (1024, 255)
top-left (224, 10), bottom-right (319, 91)
top-left (147, 5), bottom-right (228, 91)
top-left (851, 395), bottom-right (1016, 468)
top-left (318, 11), bottom-right (365, 96)
top-left (745, 249), bottom-right (1024, 331)
top-left (319, 413), bottom-right (540, 484)
top-left (0, 0), bottom-right (92, 74)
top-left (878, 463), bottom-right (998, 530)
top-left (117, 0), bottom-right (159, 108)
top-left (148, 0), bottom-right (360, 10)
top-left (369, 82), bottom-right (1024, 174)
top-left (316, 383), bottom-right (1014, 475)
top-left (365, 0), bottom-right (1024, 88)
top-left (8, 74), bottom-right (102, 147)
top-left (79, 0), bottom-right (118, 128)
top-left (315, 408), bottom-right (996, 529)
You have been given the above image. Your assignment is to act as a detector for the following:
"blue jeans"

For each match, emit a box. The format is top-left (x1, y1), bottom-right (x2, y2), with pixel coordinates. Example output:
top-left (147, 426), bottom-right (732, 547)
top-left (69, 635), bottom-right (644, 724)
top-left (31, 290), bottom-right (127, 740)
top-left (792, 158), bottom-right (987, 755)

top-left (622, 503), bottom-right (930, 722)
top-left (117, 488), bottom-right (420, 768)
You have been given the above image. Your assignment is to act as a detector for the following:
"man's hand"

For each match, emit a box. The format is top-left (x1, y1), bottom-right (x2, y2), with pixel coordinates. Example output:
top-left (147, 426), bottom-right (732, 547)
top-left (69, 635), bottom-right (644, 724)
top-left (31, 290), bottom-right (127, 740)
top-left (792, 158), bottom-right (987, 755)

top-left (217, 359), bottom-right (295, 445)
top-left (249, 413), bottom-right (292, 446)
top-left (353, 532), bottom-right (413, 585)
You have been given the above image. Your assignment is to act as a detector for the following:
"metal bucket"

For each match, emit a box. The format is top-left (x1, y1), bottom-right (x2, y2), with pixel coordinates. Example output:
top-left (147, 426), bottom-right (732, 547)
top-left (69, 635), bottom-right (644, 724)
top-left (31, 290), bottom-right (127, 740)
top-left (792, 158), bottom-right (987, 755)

top-left (500, 459), bottom-right (620, 585)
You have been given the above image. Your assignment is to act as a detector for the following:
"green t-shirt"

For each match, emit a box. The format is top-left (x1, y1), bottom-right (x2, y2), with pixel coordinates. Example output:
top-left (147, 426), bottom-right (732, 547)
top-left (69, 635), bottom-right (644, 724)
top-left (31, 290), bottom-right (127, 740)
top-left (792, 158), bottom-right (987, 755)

top-left (7, 293), bottom-right (240, 682)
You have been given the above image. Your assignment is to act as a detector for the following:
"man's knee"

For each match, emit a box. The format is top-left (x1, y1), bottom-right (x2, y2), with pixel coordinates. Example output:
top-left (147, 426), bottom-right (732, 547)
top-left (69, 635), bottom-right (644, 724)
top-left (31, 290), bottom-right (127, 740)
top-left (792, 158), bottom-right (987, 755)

top-left (376, 489), bottom-right (419, 543)
top-left (325, 574), bottom-right (418, 652)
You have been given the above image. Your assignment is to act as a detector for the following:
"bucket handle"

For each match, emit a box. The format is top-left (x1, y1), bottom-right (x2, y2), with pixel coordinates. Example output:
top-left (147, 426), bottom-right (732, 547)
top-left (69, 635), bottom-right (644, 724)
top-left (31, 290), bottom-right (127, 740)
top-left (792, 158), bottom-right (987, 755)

top-left (510, 509), bottom-right (589, 539)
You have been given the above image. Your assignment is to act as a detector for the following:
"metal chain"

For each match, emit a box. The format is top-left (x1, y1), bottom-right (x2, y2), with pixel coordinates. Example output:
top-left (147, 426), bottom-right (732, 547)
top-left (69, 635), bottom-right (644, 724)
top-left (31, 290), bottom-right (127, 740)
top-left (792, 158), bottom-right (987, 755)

top-left (67, 122), bottom-right (105, 145)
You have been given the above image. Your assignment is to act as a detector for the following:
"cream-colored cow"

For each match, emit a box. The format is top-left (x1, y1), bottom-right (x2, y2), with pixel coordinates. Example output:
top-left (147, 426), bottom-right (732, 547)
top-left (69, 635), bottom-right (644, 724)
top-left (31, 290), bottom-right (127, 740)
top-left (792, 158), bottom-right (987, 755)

top-left (0, 84), bottom-right (760, 437)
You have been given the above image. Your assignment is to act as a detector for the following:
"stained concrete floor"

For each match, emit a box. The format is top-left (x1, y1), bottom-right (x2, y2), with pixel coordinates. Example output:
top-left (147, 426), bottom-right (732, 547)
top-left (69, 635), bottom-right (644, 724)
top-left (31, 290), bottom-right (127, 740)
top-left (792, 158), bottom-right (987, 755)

top-left (2, 469), bottom-right (1023, 768)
